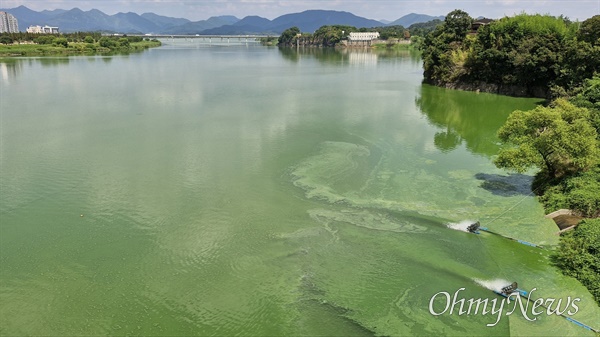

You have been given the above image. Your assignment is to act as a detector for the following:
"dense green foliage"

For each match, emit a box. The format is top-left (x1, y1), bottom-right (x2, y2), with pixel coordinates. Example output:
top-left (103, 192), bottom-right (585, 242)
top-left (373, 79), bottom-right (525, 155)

top-left (372, 25), bottom-right (407, 40)
top-left (421, 12), bottom-right (600, 98)
top-left (571, 75), bottom-right (600, 131)
top-left (278, 26), bottom-right (301, 46)
top-left (553, 219), bottom-right (600, 305)
top-left (540, 167), bottom-right (600, 217)
top-left (408, 19), bottom-right (443, 37)
top-left (313, 25), bottom-right (356, 46)
top-left (421, 10), bottom-right (473, 84)
top-left (53, 37), bottom-right (68, 48)
top-left (277, 24), bottom-right (410, 47)
top-left (537, 75), bottom-right (600, 217)
top-left (577, 15), bottom-right (600, 44)
top-left (494, 99), bottom-right (599, 180)
top-left (279, 25), bottom-right (358, 47)
top-left (0, 36), bottom-right (13, 45)
top-left (259, 36), bottom-right (278, 46)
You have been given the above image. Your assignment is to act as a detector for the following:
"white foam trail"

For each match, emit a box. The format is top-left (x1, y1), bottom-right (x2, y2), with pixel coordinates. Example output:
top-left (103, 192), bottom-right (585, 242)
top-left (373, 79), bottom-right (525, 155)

top-left (446, 220), bottom-right (478, 232)
top-left (474, 278), bottom-right (512, 292)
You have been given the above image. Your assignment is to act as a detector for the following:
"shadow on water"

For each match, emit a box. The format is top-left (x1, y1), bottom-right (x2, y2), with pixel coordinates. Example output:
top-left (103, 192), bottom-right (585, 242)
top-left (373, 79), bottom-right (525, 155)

top-left (475, 173), bottom-right (534, 196)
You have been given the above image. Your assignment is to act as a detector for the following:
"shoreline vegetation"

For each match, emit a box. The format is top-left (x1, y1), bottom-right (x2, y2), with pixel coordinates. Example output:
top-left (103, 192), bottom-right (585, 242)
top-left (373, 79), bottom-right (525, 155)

top-left (269, 20), bottom-right (441, 49)
top-left (275, 25), bottom-right (417, 49)
top-left (417, 10), bottom-right (600, 305)
top-left (0, 32), bottom-right (161, 57)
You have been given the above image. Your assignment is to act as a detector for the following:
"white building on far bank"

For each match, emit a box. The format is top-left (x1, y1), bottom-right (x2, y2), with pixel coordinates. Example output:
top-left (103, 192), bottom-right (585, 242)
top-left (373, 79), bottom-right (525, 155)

top-left (26, 25), bottom-right (60, 34)
top-left (348, 32), bottom-right (380, 41)
top-left (0, 11), bottom-right (19, 33)
top-left (346, 31), bottom-right (381, 47)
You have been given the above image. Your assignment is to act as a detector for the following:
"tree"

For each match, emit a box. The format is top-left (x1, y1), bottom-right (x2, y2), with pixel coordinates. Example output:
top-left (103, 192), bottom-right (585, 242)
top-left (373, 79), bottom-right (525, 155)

top-left (444, 9), bottom-right (473, 41)
top-left (509, 33), bottom-right (564, 88)
top-left (571, 75), bottom-right (600, 134)
top-left (374, 25), bottom-right (405, 40)
top-left (53, 37), bottom-right (68, 48)
top-left (494, 99), bottom-right (600, 180)
top-left (577, 15), bottom-right (600, 45)
top-left (557, 39), bottom-right (600, 91)
top-left (278, 27), bottom-right (300, 46)
top-left (99, 37), bottom-right (116, 48)
top-left (421, 10), bottom-right (473, 84)
top-left (313, 25), bottom-right (354, 46)
top-left (84, 36), bottom-right (94, 44)
top-left (0, 35), bottom-right (13, 45)
top-left (118, 37), bottom-right (130, 48)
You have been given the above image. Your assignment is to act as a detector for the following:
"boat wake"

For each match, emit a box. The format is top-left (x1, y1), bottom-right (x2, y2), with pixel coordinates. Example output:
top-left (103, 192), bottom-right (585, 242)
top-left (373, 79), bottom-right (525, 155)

top-left (474, 278), bottom-right (512, 293)
top-left (446, 220), bottom-right (479, 233)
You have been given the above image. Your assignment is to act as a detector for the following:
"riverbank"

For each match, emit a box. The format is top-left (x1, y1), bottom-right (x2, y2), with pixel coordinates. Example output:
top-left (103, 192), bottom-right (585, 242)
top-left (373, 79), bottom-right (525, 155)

top-left (0, 40), bottom-right (161, 57)
top-left (371, 42), bottom-right (414, 51)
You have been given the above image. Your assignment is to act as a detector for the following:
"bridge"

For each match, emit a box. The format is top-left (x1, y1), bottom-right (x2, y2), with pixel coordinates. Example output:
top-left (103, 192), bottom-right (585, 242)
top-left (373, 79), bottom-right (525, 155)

top-left (133, 34), bottom-right (275, 41)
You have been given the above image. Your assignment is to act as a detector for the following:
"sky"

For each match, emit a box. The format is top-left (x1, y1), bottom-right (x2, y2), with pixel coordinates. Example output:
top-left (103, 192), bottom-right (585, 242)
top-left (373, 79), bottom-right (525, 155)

top-left (2, 0), bottom-right (599, 22)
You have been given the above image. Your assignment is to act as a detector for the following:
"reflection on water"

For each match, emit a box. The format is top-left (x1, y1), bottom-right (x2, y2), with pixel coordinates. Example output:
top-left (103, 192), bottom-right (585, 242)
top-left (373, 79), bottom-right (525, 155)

top-left (0, 61), bottom-right (21, 84)
top-left (159, 37), bottom-right (263, 49)
top-left (278, 47), bottom-right (420, 66)
top-left (37, 57), bottom-right (71, 67)
top-left (416, 84), bottom-right (543, 157)
top-left (347, 51), bottom-right (378, 66)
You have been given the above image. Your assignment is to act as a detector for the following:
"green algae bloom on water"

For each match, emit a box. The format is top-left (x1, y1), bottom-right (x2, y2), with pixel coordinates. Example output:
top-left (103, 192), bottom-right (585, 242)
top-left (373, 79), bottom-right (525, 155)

top-left (0, 40), bottom-right (598, 336)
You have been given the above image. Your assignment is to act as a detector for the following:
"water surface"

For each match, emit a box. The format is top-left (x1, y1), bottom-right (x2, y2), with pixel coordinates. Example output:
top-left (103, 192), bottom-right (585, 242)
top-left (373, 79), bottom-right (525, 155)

top-left (1, 40), bottom-right (598, 336)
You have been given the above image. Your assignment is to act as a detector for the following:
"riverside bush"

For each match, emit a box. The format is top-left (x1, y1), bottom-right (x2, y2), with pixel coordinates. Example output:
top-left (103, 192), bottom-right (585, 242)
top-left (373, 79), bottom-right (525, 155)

top-left (553, 219), bottom-right (600, 305)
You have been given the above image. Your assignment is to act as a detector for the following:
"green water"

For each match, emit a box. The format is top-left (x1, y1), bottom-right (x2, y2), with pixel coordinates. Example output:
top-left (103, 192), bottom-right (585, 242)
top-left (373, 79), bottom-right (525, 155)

top-left (1, 41), bottom-right (598, 336)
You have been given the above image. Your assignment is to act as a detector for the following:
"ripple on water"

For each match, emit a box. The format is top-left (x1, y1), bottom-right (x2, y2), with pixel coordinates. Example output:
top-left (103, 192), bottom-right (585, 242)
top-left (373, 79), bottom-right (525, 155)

top-left (309, 208), bottom-right (427, 234)
top-left (291, 141), bottom-right (370, 204)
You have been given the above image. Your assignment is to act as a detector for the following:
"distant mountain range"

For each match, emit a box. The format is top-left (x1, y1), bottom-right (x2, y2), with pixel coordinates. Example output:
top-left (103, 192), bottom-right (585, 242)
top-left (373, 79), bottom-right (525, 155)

top-left (0, 5), bottom-right (445, 35)
top-left (388, 13), bottom-right (445, 27)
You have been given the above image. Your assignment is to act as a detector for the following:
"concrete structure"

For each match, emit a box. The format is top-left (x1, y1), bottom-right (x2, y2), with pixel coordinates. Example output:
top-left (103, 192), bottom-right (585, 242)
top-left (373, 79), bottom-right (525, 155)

top-left (0, 11), bottom-right (19, 33)
top-left (348, 32), bottom-right (380, 41)
top-left (347, 32), bottom-right (381, 47)
top-left (26, 25), bottom-right (60, 34)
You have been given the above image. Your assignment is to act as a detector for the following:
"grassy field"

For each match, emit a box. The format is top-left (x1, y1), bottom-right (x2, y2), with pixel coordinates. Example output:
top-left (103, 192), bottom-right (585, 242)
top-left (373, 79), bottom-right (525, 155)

top-left (0, 40), bottom-right (162, 57)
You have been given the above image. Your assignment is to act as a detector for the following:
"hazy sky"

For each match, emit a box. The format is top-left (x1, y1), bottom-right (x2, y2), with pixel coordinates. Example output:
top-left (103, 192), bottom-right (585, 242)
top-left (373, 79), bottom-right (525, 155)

top-left (4, 0), bottom-right (599, 22)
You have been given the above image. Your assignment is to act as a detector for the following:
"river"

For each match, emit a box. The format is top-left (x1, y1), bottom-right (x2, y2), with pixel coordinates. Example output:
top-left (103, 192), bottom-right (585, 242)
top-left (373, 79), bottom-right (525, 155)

top-left (1, 39), bottom-right (598, 336)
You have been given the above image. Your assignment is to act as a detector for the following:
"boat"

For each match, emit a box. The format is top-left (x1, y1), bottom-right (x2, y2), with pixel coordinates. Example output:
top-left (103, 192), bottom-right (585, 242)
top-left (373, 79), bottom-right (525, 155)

top-left (492, 281), bottom-right (528, 297)
top-left (466, 221), bottom-right (488, 234)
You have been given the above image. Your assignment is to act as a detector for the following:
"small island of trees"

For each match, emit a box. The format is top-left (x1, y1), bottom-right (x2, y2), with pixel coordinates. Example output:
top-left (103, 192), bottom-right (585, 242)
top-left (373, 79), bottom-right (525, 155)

top-left (0, 32), bottom-right (161, 56)
top-left (276, 24), bottom-right (412, 48)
